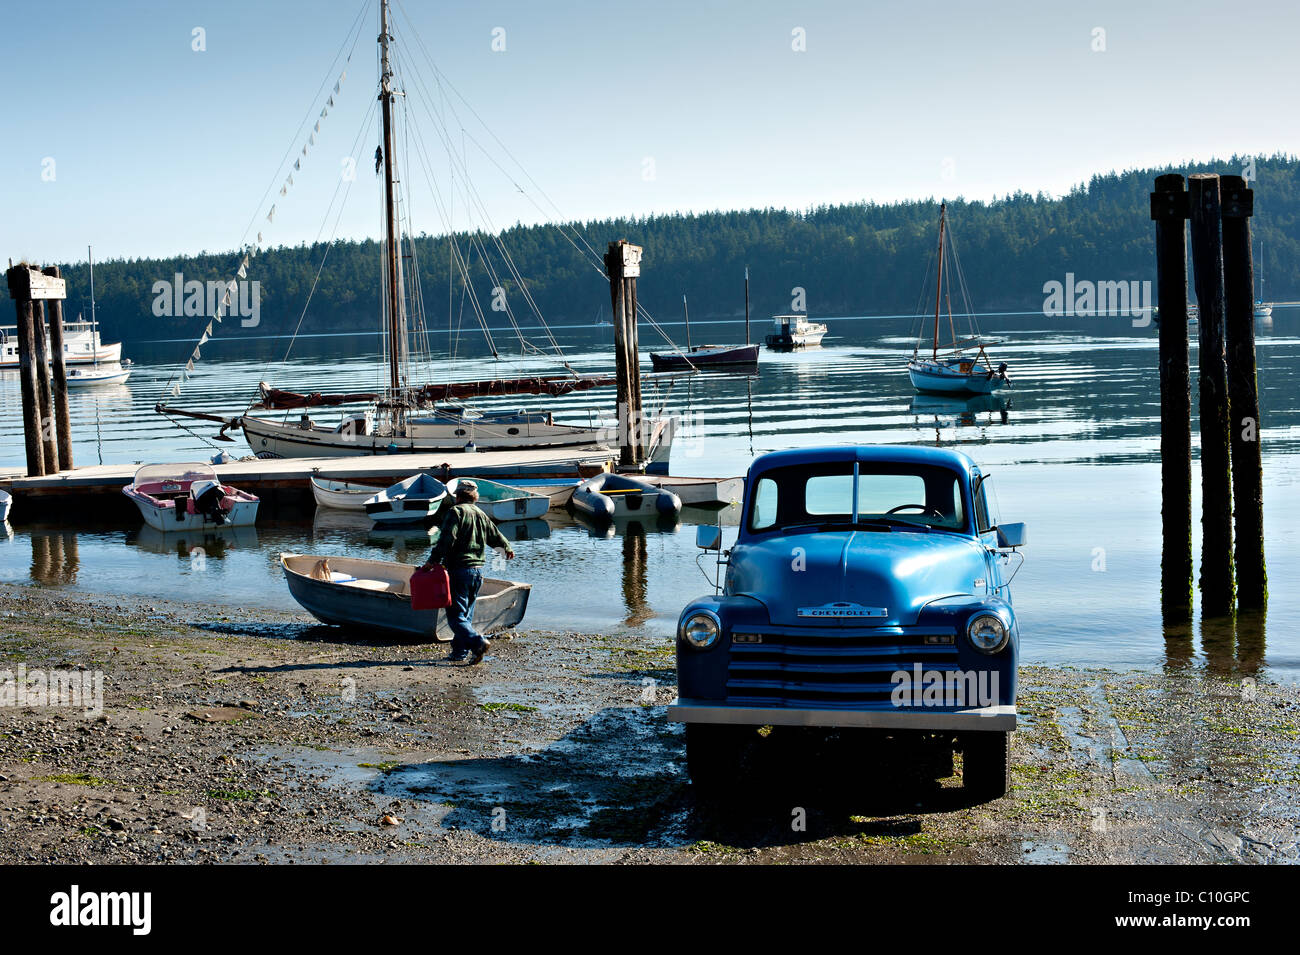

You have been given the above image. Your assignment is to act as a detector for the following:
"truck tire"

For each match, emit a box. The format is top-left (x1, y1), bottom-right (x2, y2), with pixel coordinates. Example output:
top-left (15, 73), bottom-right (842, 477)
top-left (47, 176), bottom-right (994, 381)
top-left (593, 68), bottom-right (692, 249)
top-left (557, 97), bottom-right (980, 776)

top-left (685, 723), bottom-right (746, 797)
top-left (963, 731), bottom-right (1010, 800)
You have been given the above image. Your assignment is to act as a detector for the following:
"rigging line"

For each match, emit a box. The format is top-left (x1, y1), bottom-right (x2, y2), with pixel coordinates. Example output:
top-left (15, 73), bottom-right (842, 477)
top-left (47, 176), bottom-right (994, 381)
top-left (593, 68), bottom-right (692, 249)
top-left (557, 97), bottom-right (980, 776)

top-left (237, 0), bottom-right (371, 254)
top-left (398, 60), bottom-right (560, 362)
top-left (393, 3), bottom-right (686, 357)
top-left (271, 92), bottom-right (380, 375)
top-left (392, 20), bottom-right (578, 362)
top-left (395, 2), bottom-right (682, 360)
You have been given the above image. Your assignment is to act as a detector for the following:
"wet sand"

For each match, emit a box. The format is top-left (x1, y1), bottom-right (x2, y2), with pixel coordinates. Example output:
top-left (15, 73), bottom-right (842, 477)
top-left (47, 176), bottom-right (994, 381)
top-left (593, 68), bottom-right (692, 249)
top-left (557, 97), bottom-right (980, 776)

top-left (1, 583), bottom-right (1297, 864)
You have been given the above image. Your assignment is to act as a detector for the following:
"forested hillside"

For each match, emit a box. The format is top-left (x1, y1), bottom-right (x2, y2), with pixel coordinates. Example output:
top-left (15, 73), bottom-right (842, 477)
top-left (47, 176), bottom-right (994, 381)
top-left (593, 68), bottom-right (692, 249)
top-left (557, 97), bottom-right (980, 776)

top-left (8, 155), bottom-right (1297, 347)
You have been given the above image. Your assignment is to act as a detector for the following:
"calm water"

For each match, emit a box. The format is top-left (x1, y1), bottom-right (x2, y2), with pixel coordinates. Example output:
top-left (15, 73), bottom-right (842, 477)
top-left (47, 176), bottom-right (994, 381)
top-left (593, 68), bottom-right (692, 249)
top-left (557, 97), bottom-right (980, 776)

top-left (3, 310), bottom-right (1299, 681)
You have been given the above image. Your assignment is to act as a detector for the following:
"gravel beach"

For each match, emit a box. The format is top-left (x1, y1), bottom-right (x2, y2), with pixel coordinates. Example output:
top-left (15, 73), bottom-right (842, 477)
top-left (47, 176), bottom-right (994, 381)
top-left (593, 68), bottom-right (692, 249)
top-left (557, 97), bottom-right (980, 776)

top-left (1, 583), bottom-right (1297, 865)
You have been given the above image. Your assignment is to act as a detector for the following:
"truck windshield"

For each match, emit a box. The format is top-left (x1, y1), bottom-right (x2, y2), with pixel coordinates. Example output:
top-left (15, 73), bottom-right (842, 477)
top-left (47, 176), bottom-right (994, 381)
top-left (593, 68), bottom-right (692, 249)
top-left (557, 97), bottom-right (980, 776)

top-left (749, 461), bottom-right (967, 533)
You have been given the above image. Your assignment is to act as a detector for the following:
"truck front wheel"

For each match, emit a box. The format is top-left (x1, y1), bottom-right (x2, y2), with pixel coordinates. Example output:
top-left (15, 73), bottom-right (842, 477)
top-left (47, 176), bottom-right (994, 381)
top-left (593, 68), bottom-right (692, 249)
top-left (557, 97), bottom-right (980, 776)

top-left (685, 723), bottom-right (747, 796)
top-left (962, 730), bottom-right (1010, 800)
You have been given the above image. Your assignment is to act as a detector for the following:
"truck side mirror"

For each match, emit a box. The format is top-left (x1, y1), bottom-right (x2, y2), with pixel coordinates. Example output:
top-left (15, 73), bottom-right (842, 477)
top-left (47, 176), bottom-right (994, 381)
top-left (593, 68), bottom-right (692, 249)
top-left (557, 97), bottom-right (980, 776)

top-left (996, 522), bottom-right (1027, 549)
top-left (696, 525), bottom-right (722, 551)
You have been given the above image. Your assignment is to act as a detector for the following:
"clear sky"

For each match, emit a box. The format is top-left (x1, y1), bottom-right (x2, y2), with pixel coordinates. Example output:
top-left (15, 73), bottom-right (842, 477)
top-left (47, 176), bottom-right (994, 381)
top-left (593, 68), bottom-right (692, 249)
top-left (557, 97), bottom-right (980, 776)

top-left (3, 0), bottom-right (1298, 266)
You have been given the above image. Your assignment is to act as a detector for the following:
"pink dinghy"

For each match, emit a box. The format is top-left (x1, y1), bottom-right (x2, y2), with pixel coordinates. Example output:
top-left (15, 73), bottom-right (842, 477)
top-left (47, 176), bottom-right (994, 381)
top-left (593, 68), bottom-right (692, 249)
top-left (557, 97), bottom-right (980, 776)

top-left (123, 462), bottom-right (259, 532)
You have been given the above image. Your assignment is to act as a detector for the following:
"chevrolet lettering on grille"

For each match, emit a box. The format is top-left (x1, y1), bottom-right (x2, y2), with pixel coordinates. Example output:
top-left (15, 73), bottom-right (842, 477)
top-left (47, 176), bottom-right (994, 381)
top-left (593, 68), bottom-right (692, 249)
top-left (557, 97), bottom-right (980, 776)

top-left (797, 602), bottom-right (889, 619)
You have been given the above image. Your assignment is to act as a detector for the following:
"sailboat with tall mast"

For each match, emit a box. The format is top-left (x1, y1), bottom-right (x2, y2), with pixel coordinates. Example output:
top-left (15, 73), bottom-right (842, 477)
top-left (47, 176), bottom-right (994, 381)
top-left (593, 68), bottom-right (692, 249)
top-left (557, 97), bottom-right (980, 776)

top-left (907, 202), bottom-right (1009, 395)
top-left (164, 0), bottom-right (675, 468)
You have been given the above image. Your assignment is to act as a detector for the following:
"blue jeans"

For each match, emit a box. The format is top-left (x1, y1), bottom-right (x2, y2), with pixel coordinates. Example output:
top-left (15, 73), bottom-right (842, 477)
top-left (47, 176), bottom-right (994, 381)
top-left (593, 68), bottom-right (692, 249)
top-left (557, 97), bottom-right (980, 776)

top-left (447, 567), bottom-right (484, 652)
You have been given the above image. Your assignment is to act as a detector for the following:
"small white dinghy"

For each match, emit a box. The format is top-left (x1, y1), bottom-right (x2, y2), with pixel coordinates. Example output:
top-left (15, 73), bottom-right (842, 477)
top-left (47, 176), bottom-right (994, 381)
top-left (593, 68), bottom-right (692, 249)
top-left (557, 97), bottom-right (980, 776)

top-left (311, 476), bottom-right (383, 512)
top-left (0, 489), bottom-right (11, 524)
top-left (122, 463), bottom-right (259, 531)
top-left (445, 477), bottom-right (550, 522)
top-left (280, 553), bottom-right (530, 642)
top-left (66, 363), bottom-right (131, 387)
top-left (364, 472), bottom-right (449, 526)
top-left (571, 472), bottom-right (682, 521)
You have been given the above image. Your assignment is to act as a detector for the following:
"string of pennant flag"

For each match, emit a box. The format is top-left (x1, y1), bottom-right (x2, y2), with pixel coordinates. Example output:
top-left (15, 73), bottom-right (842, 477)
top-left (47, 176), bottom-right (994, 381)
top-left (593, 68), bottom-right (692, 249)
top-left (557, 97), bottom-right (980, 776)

top-left (166, 64), bottom-right (350, 400)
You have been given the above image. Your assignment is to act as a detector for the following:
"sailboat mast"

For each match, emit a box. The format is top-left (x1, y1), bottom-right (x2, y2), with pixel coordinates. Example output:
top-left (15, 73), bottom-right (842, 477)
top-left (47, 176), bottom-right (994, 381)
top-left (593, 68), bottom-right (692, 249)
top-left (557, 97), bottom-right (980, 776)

top-left (683, 294), bottom-right (691, 349)
top-left (379, 0), bottom-right (404, 393)
top-left (88, 245), bottom-right (98, 368)
top-left (932, 202), bottom-right (946, 360)
top-left (744, 266), bottom-right (750, 345)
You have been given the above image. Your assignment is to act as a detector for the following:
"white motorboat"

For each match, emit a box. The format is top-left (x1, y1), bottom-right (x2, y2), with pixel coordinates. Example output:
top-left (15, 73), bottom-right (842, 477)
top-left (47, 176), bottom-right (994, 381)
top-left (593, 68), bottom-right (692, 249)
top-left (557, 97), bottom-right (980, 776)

top-left (122, 463), bottom-right (259, 531)
top-left (364, 472), bottom-right (449, 526)
top-left (310, 476), bottom-right (385, 511)
top-left (444, 477), bottom-right (549, 522)
top-left (66, 362), bottom-right (131, 387)
top-left (908, 202), bottom-right (1009, 396)
top-left (280, 553), bottom-right (530, 642)
top-left (0, 489), bottom-right (11, 523)
top-left (765, 314), bottom-right (827, 349)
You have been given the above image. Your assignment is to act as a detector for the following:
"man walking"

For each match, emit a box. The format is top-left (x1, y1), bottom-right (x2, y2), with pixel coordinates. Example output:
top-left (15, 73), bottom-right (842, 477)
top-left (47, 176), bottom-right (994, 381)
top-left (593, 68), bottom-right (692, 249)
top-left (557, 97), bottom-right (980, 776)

top-left (419, 481), bottom-right (515, 664)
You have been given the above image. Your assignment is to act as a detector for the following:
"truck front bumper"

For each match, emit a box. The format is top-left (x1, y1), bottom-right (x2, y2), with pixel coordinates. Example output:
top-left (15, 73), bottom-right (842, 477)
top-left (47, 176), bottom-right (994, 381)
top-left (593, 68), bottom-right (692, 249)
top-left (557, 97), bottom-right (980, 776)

top-left (668, 698), bottom-right (1016, 732)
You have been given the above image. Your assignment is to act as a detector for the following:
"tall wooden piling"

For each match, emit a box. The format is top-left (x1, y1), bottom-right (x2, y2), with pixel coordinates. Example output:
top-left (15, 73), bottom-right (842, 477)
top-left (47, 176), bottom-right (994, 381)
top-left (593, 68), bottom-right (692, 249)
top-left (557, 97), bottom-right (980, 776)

top-left (1150, 174), bottom-right (1193, 623)
top-left (1187, 173), bottom-right (1234, 616)
top-left (31, 300), bottom-right (60, 473)
top-left (6, 265), bottom-right (68, 478)
top-left (1219, 175), bottom-right (1267, 608)
top-left (14, 297), bottom-right (46, 476)
top-left (604, 240), bottom-right (645, 466)
top-left (43, 265), bottom-right (74, 471)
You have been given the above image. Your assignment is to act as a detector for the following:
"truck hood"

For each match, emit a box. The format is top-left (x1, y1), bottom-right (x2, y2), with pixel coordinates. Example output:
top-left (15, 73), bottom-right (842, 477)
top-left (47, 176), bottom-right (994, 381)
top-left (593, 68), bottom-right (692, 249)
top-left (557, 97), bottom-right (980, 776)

top-left (728, 529), bottom-right (987, 627)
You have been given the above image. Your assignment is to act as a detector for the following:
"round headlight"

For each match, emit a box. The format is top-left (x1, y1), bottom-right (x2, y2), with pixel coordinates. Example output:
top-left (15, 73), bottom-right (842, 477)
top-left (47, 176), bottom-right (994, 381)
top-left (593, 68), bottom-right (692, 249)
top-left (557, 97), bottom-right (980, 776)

top-left (681, 612), bottom-right (721, 650)
top-left (967, 613), bottom-right (1008, 653)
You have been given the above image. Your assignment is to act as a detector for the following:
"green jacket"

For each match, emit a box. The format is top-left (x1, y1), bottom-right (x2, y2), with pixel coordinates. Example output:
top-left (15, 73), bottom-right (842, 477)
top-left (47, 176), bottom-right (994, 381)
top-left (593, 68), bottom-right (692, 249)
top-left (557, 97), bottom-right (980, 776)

top-left (429, 503), bottom-right (513, 569)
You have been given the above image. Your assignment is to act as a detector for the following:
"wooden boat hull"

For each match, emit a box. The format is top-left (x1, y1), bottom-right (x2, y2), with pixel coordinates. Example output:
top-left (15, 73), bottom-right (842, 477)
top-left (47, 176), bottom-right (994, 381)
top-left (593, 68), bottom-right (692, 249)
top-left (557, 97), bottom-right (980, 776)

top-left (641, 475), bottom-right (744, 508)
top-left (311, 477), bottom-right (383, 512)
top-left (365, 473), bottom-right (449, 526)
top-left (445, 477), bottom-right (550, 521)
top-left (649, 344), bottom-right (760, 371)
top-left (280, 553), bottom-right (530, 641)
top-left (908, 360), bottom-right (1007, 396)
top-left (241, 413), bottom-right (676, 474)
top-left (496, 478), bottom-right (582, 508)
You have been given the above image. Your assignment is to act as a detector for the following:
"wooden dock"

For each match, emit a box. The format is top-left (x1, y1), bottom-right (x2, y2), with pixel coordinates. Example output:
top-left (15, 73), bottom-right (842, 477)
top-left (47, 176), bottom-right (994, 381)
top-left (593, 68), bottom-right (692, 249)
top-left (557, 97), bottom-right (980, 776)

top-left (0, 446), bottom-right (615, 517)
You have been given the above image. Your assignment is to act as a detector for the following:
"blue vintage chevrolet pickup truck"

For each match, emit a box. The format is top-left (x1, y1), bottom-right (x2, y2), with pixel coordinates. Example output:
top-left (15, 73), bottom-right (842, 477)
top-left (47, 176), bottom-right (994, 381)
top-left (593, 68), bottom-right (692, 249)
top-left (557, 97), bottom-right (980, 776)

top-left (669, 445), bottom-right (1025, 799)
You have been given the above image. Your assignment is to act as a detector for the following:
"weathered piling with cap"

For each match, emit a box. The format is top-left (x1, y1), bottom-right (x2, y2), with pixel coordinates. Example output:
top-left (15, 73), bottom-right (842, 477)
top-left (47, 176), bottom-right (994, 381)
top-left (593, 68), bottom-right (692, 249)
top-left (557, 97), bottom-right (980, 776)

top-left (1219, 175), bottom-right (1267, 609)
top-left (31, 300), bottom-right (60, 473)
top-left (604, 240), bottom-right (646, 466)
top-left (1187, 173), bottom-right (1234, 616)
top-left (6, 265), bottom-right (67, 477)
top-left (1150, 174), bottom-right (1193, 623)
top-left (42, 265), bottom-right (74, 470)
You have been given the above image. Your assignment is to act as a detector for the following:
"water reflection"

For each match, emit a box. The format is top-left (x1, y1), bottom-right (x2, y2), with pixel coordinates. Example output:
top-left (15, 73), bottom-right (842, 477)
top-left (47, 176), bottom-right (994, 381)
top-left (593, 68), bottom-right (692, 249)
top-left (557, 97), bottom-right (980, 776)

top-left (129, 525), bottom-right (259, 557)
top-left (29, 530), bottom-right (80, 585)
top-left (1163, 610), bottom-right (1267, 679)
top-left (910, 393), bottom-right (1010, 446)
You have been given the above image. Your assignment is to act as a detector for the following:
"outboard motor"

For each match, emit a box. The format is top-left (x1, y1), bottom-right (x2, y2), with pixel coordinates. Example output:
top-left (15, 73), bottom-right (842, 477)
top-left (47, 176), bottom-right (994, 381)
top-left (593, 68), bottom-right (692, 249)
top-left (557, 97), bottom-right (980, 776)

top-left (997, 361), bottom-right (1010, 384)
top-left (190, 479), bottom-right (228, 526)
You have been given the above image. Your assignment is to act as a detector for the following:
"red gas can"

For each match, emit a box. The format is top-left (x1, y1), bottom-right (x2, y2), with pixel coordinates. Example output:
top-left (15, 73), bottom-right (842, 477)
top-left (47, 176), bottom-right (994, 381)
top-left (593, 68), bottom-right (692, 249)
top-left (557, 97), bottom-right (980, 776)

top-left (409, 566), bottom-right (452, 610)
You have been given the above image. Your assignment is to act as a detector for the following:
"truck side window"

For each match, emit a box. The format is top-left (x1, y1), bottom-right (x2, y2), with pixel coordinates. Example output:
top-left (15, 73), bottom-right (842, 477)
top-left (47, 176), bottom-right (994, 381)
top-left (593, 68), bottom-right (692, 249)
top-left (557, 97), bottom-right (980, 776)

top-left (750, 477), bottom-right (779, 531)
top-left (974, 480), bottom-right (992, 533)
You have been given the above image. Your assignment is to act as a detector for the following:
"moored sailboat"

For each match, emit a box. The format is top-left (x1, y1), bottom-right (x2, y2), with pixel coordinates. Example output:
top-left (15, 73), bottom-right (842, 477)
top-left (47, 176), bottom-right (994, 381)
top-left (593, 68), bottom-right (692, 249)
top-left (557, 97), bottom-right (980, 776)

top-left (908, 202), bottom-right (1009, 396)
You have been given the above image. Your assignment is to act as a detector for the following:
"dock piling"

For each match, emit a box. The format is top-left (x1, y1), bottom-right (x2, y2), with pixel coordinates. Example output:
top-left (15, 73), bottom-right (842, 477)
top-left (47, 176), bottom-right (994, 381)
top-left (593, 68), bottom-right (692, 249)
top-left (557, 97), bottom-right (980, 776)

top-left (1150, 174), bottom-right (1193, 623)
top-left (42, 265), bottom-right (74, 470)
top-left (1187, 173), bottom-right (1235, 616)
top-left (1219, 175), bottom-right (1267, 609)
top-left (604, 240), bottom-right (646, 466)
top-left (31, 299), bottom-right (60, 473)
